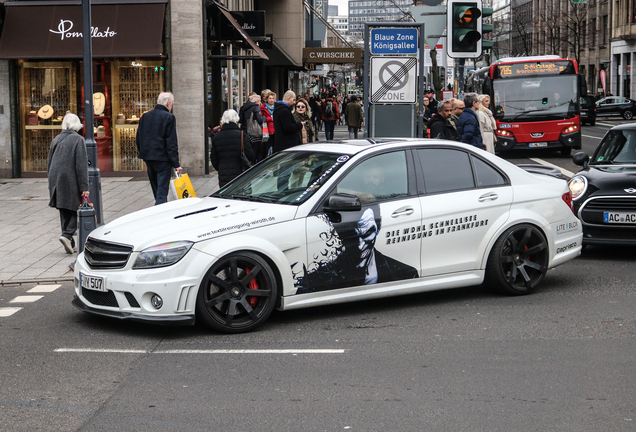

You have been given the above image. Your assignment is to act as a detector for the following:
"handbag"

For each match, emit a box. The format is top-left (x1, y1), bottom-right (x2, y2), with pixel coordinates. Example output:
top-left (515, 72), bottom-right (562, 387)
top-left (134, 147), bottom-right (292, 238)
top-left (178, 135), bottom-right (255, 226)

top-left (170, 171), bottom-right (197, 199)
top-left (240, 132), bottom-right (252, 171)
top-left (301, 124), bottom-right (308, 144)
top-left (246, 111), bottom-right (263, 138)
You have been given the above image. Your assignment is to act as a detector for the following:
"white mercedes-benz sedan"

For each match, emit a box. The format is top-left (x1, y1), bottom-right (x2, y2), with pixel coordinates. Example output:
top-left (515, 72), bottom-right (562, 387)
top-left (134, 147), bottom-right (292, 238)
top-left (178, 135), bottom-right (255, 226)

top-left (73, 139), bottom-right (582, 333)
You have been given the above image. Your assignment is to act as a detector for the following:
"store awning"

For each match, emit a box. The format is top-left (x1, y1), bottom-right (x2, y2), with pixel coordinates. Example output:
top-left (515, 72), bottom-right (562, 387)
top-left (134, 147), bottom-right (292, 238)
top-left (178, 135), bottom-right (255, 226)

top-left (215, 6), bottom-right (268, 60)
top-left (264, 40), bottom-right (301, 68)
top-left (0, 2), bottom-right (166, 59)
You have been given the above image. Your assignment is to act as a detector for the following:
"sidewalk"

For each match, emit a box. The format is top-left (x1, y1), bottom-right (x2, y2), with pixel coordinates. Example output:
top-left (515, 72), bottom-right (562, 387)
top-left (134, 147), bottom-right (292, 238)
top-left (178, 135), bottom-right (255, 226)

top-left (0, 125), bottom-right (353, 284)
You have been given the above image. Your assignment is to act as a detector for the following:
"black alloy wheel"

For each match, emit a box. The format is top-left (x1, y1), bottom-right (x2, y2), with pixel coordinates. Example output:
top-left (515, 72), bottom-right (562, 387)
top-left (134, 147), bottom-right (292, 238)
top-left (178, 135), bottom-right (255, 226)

top-left (485, 224), bottom-right (549, 295)
top-left (196, 252), bottom-right (277, 333)
top-left (623, 110), bottom-right (634, 120)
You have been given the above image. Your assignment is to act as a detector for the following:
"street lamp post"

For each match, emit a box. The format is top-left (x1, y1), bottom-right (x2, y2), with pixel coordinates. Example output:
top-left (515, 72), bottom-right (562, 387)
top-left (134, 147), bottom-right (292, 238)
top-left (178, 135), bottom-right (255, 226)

top-left (82, 0), bottom-right (103, 225)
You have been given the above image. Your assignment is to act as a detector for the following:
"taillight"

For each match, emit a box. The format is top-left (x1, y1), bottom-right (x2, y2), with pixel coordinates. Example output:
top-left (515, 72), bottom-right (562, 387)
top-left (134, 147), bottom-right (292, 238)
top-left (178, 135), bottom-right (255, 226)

top-left (562, 191), bottom-right (574, 214)
top-left (561, 125), bottom-right (578, 134)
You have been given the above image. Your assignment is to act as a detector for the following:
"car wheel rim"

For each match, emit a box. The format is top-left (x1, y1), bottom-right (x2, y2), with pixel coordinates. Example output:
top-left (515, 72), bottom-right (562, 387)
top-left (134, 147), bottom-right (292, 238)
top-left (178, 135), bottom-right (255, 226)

top-left (498, 227), bottom-right (548, 291)
top-left (201, 256), bottom-right (273, 329)
top-left (625, 111), bottom-right (633, 120)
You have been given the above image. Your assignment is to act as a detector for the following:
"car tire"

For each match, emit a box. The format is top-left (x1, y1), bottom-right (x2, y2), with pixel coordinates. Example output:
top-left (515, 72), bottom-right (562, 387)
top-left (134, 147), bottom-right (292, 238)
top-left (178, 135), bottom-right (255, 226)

top-left (196, 252), bottom-right (277, 333)
top-left (590, 120), bottom-right (595, 126)
top-left (560, 147), bottom-right (572, 156)
top-left (623, 110), bottom-right (634, 120)
top-left (485, 224), bottom-right (549, 295)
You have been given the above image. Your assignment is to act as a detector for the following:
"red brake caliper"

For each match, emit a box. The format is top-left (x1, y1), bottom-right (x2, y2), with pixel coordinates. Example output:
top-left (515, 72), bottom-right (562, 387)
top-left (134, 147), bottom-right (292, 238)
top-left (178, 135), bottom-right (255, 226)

top-left (246, 268), bottom-right (259, 307)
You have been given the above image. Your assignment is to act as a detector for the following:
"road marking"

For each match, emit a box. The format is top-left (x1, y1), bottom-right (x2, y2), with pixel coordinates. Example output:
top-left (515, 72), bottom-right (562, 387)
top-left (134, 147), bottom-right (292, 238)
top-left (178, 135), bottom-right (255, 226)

top-left (529, 158), bottom-right (575, 178)
top-left (55, 348), bottom-right (346, 354)
top-left (28, 284), bottom-right (61, 293)
top-left (10, 295), bottom-right (44, 303)
top-left (0, 307), bottom-right (22, 317)
top-left (582, 134), bottom-right (603, 139)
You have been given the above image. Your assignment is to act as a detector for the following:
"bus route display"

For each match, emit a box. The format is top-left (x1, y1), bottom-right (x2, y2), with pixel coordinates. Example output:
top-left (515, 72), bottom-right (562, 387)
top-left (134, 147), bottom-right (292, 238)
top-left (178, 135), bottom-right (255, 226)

top-left (494, 61), bottom-right (575, 78)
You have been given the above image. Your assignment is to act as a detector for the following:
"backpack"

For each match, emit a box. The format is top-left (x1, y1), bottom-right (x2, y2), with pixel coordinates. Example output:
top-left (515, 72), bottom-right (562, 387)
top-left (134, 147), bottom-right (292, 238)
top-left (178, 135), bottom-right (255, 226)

top-left (325, 100), bottom-right (334, 117)
top-left (246, 110), bottom-right (263, 139)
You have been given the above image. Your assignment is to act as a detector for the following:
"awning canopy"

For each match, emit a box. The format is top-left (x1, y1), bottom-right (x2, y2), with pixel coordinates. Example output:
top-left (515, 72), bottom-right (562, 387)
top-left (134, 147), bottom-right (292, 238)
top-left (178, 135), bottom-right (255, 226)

top-left (0, 2), bottom-right (166, 59)
top-left (207, 2), bottom-right (268, 61)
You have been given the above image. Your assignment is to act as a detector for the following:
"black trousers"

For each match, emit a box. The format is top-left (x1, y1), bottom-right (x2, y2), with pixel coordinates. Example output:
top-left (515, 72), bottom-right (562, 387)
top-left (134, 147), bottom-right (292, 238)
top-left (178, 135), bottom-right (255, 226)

top-left (59, 208), bottom-right (77, 239)
top-left (145, 160), bottom-right (172, 205)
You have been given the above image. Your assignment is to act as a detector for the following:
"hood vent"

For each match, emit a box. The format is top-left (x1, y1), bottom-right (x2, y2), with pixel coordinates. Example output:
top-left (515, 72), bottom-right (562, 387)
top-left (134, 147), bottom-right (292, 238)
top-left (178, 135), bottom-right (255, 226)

top-left (174, 206), bottom-right (218, 219)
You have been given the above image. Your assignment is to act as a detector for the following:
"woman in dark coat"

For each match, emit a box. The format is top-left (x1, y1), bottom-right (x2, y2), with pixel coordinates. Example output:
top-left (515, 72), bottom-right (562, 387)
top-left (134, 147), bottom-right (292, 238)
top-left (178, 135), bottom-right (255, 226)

top-left (47, 113), bottom-right (89, 254)
top-left (292, 97), bottom-right (315, 143)
top-left (210, 109), bottom-right (255, 188)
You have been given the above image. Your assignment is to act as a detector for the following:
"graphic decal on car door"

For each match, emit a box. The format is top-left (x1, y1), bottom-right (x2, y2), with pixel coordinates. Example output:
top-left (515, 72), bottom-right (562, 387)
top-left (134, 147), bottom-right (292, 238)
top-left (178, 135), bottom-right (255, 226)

top-left (295, 204), bottom-right (419, 293)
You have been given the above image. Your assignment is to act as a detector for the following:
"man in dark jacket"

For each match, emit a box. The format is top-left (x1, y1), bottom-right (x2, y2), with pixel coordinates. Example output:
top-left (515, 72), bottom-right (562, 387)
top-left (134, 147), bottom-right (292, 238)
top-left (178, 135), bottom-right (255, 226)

top-left (457, 92), bottom-right (483, 149)
top-left (428, 100), bottom-right (459, 141)
top-left (273, 90), bottom-right (305, 153)
top-left (136, 91), bottom-right (182, 205)
top-left (425, 88), bottom-right (439, 115)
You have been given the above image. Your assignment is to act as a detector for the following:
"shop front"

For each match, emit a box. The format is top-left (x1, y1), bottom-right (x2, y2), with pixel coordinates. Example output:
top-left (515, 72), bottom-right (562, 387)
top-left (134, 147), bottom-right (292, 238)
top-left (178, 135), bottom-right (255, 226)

top-left (0, 0), bottom-right (167, 176)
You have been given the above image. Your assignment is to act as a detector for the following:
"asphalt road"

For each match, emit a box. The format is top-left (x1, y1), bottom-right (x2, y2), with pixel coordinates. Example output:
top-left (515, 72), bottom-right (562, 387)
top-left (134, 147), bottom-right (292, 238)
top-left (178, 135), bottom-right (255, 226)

top-left (1, 118), bottom-right (635, 432)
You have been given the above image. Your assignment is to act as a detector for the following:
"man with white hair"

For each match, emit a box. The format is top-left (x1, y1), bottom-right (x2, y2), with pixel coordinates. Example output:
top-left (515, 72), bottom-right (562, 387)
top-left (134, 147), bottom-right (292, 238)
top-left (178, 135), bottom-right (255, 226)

top-left (136, 91), bottom-right (182, 205)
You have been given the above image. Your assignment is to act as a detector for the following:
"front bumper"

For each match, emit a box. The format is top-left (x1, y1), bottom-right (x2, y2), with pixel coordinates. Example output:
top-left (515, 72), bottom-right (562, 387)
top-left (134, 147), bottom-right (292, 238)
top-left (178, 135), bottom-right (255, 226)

top-left (576, 195), bottom-right (636, 245)
top-left (495, 131), bottom-right (581, 153)
top-left (72, 295), bottom-right (195, 325)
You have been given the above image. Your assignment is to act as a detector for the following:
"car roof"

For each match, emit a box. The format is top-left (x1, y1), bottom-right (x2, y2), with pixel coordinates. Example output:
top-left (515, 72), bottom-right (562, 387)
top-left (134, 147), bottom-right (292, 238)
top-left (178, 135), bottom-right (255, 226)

top-left (284, 138), bottom-right (472, 155)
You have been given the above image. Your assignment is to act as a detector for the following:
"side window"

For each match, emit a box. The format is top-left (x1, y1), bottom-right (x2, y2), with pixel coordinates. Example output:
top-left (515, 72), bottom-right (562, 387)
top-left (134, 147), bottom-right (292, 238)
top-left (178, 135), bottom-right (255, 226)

top-left (418, 148), bottom-right (475, 194)
top-left (471, 155), bottom-right (507, 187)
top-left (335, 151), bottom-right (408, 203)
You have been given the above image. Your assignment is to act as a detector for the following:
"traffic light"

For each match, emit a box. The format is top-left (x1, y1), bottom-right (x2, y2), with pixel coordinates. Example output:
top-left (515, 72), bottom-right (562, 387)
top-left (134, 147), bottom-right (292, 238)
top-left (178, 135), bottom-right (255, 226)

top-left (481, 6), bottom-right (494, 51)
top-left (447, 0), bottom-right (482, 58)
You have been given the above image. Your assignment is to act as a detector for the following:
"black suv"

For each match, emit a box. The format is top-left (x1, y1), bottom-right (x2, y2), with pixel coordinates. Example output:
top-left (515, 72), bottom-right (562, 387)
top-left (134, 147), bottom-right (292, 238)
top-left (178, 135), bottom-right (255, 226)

top-left (580, 95), bottom-right (597, 126)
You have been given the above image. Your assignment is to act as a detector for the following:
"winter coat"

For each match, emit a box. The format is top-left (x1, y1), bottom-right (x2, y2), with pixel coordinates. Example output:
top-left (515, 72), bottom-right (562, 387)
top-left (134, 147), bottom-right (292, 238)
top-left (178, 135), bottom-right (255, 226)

top-left (239, 101), bottom-right (263, 133)
top-left (457, 108), bottom-right (483, 149)
top-left (477, 107), bottom-right (497, 154)
top-left (345, 102), bottom-right (363, 127)
top-left (260, 103), bottom-right (275, 135)
top-left (210, 122), bottom-right (254, 187)
top-left (273, 101), bottom-right (303, 152)
top-left (135, 104), bottom-right (180, 167)
top-left (47, 129), bottom-right (89, 211)
top-left (428, 114), bottom-right (459, 141)
top-left (321, 98), bottom-right (340, 121)
top-left (293, 110), bottom-right (315, 143)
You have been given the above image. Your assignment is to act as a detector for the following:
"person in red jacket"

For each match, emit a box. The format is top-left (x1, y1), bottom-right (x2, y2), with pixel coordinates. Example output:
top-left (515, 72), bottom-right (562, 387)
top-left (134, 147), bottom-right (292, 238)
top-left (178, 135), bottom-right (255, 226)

top-left (321, 94), bottom-right (340, 141)
top-left (260, 90), bottom-right (276, 159)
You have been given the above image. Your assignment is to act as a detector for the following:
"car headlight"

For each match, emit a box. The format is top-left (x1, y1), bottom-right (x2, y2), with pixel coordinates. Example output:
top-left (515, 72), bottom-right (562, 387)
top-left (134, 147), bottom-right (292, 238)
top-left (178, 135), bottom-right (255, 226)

top-left (568, 175), bottom-right (588, 200)
top-left (133, 241), bottom-right (194, 269)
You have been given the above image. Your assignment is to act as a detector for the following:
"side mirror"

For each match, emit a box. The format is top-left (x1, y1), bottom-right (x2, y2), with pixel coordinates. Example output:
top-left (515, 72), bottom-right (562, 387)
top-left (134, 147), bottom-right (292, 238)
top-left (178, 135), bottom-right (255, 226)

top-left (573, 151), bottom-right (590, 167)
top-left (324, 193), bottom-right (361, 212)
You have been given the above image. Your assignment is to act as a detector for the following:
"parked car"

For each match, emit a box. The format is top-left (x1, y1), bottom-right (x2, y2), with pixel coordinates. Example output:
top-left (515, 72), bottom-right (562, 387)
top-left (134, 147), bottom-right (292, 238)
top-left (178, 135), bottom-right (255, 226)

top-left (595, 96), bottom-right (636, 120)
top-left (569, 123), bottom-right (636, 246)
top-left (580, 95), bottom-right (597, 126)
top-left (74, 139), bottom-right (582, 333)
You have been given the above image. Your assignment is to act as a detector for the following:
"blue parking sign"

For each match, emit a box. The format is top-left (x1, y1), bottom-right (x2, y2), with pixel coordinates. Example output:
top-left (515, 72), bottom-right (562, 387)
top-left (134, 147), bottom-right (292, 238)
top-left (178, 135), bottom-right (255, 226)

top-left (370, 28), bottom-right (418, 55)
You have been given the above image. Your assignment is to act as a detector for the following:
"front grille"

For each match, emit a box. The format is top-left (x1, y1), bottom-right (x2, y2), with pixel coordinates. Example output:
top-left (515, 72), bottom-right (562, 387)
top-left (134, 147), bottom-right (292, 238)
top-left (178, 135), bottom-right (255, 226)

top-left (84, 238), bottom-right (133, 270)
top-left (82, 287), bottom-right (119, 307)
top-left (581, 197), bottom-right (636, 225)
top-left (124, 292), bottom-right (140, 308)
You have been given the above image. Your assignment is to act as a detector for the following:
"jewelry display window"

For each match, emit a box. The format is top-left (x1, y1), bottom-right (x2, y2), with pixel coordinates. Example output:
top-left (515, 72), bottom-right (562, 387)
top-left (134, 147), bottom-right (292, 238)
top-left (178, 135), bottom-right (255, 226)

top-left (19, 61), bottom-right (77, 173)
top-left (111, 60), bottom-right (164, 171)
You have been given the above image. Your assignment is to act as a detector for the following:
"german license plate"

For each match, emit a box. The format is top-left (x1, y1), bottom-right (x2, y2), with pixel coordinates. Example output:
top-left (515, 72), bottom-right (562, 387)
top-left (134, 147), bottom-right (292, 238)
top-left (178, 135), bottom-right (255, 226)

top-left (80, 272), bottom-right (106, 292)
top-left (529, 142), bottom-right (548, 147)
top-left (604, 212), bottom-right (636, 224)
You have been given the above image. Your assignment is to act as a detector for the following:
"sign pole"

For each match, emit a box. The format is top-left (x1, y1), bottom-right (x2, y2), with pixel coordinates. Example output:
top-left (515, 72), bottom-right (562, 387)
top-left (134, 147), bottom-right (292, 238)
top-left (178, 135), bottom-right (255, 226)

top-left (82, 0), bottom-right (103, 225)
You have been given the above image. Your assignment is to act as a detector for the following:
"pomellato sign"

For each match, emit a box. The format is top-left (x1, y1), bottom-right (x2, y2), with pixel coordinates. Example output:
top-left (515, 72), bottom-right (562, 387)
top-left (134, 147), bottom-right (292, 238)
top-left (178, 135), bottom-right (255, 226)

top-left (303, 48), bottom-right (363, 64)
top-left (49, 19), bottom-right (117, 40)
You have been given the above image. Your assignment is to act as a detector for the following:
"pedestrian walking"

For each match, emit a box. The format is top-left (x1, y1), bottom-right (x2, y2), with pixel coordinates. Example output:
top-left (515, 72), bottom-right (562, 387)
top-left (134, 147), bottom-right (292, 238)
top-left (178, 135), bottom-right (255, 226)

top-left (450, 99), bottom-right (465, 131)
top-left (47, 113), bottom-right (89, 254)
top-left (309, 96), bottom-right (321, 134)
top-left (345, 95), bottom-right (364, 139)
top-left (210, 109), bottom-right (254, 188)
top-left (136, 91), bottom-right (182, 205)
top-left (456, 93), bottom-right (483, 149)
top-left (478, 94), bottom-right (497, 154)
top-left (239, 92), bottom-right (264, 162)
top-left (293, 97), bottom-right (315, 143)
top-left (428, 100), bottom-right (459, 141)
top-left (322, 94), bottom-right (340, 141)
top-left (425, 88), bottom-right (439, 115)
top-left (273, 90), bottom-right (305, 152)
top-left (260, 91), bottom-right (276, 160)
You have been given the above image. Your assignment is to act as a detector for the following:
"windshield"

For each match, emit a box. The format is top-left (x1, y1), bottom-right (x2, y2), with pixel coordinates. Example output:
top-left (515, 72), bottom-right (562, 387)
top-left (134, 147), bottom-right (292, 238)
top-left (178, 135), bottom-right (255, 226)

top-left (215, 151), bottom-right (350, 204)
top-left (591, 129), bottom-right (636, 165)
top-left (493, 75), bottom-right (578, 121)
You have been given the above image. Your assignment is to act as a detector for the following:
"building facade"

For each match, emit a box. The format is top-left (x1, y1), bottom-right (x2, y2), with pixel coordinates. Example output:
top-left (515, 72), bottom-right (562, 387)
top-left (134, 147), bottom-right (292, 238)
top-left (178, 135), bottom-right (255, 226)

top-left (348, 0), bottom-right (411, 37)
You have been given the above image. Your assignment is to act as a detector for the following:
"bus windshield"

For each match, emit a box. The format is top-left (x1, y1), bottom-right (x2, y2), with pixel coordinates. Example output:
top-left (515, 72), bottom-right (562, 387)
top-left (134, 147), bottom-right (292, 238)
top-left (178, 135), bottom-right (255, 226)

top-left (493, 75), bottom-right (578, 122)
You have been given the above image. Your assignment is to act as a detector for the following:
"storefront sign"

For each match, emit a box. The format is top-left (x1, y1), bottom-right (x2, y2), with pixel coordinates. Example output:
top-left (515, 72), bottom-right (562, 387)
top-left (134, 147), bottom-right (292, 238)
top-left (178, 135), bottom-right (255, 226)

top-left (303, 48), bottom-right (363, 64)
top-left (230, 11), bottom-right (265, 38)
top-left (0, 3), bottom-right (166, 58)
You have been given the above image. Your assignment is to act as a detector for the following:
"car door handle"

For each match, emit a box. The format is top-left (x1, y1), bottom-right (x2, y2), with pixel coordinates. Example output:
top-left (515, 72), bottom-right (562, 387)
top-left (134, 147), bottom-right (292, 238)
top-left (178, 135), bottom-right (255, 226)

top-left (478, 193), bottom-right (499, 202)
top-left (391, 207), bottom-right (415, 217)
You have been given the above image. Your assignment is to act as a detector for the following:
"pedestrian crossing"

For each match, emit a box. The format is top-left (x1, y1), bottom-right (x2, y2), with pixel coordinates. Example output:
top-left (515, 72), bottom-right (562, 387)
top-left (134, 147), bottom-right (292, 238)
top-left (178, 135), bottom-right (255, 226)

top-left (0, 284), bottom-right (61, 317)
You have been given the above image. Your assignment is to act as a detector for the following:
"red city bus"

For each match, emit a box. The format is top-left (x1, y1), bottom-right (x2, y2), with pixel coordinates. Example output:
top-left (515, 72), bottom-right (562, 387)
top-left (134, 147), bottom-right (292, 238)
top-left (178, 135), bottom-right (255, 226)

top-left (482, 55), bottom-right (587, 156)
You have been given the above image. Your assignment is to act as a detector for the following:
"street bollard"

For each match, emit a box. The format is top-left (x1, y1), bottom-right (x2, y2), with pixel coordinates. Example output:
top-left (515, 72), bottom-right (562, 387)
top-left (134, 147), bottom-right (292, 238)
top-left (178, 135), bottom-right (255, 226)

top-left (78, 198), bottom-right (97, 254)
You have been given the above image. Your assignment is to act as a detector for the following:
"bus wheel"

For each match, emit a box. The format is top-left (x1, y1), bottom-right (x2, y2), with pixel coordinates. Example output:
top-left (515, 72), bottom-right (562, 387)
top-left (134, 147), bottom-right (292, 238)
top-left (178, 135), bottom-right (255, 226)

top-left (560, 147), bottom-right (572, 156)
